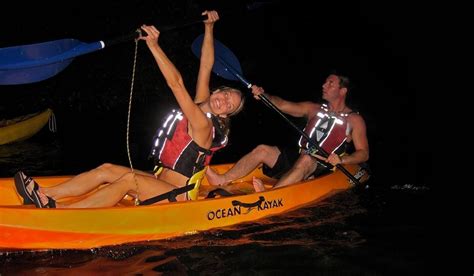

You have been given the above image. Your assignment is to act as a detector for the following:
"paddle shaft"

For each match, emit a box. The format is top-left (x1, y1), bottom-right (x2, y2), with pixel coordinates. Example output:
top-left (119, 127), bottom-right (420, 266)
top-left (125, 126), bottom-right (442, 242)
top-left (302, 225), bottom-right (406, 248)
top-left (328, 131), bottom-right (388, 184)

top-left (104, 15), bottom-right (207, 48)
top-left (215, 56), bottom-right (360, 185)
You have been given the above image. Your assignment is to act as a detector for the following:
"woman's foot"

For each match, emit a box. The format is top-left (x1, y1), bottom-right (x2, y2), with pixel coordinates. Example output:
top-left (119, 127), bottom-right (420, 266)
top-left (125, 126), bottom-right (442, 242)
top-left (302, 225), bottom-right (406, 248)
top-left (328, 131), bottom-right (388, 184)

top-left (17, 171), bottom-right (56, 208)
top-left (205, 167), bottom-right (230, 186)
top-left (14, 171), bottom-right (34, 205)
top-left (252, 176), bottom-right (266, 192)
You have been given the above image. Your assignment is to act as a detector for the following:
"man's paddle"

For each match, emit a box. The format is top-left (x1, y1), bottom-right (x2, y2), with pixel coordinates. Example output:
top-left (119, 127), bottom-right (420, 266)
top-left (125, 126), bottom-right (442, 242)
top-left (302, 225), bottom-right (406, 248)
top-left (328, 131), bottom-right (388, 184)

top-left (191, 34), bottom-right (360, 185)
top-left (0, 16), bottom-right (206, 86)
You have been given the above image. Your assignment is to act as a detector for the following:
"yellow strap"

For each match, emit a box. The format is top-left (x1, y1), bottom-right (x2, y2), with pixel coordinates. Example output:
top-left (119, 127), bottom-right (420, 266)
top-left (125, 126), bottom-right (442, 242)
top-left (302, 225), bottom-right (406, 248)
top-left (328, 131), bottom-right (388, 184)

top-left (186, 167), bottom-right (207, 200)
top-left (153, 166), bottom-right (164, 177)
top-left (153, 166), bottom-right (206, 201)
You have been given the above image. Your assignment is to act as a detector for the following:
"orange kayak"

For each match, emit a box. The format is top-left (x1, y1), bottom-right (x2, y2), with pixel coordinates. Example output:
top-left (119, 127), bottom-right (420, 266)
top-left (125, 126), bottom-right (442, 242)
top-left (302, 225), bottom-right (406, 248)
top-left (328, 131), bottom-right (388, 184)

top-left (0, 163), bottom-right (369, 250)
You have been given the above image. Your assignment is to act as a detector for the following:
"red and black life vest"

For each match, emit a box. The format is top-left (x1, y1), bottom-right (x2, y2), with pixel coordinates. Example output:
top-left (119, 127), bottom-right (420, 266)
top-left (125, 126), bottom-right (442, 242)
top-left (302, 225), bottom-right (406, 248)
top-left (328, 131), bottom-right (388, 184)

top-left (149, 109), bottom-right (228, 178)
top-left (299, 104), bottom-right (354, 156)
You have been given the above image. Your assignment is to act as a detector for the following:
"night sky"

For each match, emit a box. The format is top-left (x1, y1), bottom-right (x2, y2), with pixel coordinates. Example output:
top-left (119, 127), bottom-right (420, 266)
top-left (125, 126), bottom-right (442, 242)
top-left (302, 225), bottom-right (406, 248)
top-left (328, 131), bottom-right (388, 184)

top-left (0, 1), bottom-right (428, 187)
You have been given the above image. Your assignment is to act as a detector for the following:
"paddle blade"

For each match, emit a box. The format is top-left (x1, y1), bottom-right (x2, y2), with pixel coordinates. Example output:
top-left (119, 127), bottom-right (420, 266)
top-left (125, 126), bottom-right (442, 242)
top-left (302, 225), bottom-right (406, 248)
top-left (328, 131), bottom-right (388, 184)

top-left (0, 39), bottom-right (104, 85)
top-left (0, 59), bottom-right (73, 85)
top-left (191, 34), bottom-right (243, 81)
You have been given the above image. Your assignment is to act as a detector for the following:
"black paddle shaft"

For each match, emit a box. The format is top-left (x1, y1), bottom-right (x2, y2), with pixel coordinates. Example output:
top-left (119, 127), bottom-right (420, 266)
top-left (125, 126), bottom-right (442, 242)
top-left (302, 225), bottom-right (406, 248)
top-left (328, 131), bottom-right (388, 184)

top-left (104, 15), bottom-right (208, 48)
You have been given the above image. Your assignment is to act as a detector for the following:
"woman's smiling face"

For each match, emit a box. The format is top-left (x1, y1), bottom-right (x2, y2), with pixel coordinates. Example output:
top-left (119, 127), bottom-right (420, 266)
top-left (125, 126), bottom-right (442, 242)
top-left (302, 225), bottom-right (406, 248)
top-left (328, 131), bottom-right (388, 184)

top-left (209, 89), bottom-right (243, 116)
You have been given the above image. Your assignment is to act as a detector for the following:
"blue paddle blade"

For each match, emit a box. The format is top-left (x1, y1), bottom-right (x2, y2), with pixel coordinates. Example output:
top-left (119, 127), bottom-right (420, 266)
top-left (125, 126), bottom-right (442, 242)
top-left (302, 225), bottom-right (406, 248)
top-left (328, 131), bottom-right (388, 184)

top-left (191, 34), bottom-right (243, 81)
top-left (0, 39), bottom-right (104, 85)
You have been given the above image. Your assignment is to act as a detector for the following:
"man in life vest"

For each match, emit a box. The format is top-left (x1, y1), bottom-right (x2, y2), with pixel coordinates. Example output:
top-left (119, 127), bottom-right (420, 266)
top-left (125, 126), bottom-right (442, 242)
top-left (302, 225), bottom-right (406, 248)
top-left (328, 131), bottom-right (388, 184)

top-left (206, 73), bottom-right (369, 191)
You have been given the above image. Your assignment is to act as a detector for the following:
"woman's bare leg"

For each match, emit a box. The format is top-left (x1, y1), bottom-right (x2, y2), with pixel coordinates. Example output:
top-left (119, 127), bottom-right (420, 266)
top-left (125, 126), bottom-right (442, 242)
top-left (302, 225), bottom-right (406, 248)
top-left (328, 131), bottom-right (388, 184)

top-left (58, 172), bottom-right (181, 208)
top-left (42, 163), bottom-right (147, 200)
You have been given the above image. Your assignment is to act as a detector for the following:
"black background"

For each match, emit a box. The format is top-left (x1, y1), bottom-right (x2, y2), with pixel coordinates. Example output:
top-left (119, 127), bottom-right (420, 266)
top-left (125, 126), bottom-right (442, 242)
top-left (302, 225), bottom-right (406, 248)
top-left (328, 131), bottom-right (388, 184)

top-left (0, 0), bottom-right (431, 187)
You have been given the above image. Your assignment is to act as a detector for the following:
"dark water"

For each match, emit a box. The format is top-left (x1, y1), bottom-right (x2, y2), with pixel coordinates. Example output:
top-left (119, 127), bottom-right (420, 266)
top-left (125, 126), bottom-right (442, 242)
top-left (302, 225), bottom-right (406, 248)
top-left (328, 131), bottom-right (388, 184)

top-left (0, 134), bottom-right (431, 275)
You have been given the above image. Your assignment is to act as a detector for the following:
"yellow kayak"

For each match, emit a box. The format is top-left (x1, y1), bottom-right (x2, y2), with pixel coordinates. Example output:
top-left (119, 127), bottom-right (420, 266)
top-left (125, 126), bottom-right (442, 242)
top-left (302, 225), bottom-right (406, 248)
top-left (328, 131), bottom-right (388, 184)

top-left (0, 163), bottom-right (369, 250)
top-left (0, 108), bottom-right (53, 145)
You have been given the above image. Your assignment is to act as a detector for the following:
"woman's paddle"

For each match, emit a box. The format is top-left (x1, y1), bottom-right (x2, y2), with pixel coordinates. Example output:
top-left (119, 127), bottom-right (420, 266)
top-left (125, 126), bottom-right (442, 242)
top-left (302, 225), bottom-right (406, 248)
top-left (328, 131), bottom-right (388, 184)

top-left (0, 16), bottom-right (206, 86)
top-left (191, 34), bottom-right (361, 185)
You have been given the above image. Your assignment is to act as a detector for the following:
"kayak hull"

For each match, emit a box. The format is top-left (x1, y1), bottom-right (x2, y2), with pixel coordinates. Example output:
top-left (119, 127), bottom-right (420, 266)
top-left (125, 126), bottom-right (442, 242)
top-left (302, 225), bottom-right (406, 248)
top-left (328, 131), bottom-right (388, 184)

top-left (0, 108), bottom-right (52, 145)
top-left (0, 163), bottom-right (367, 250)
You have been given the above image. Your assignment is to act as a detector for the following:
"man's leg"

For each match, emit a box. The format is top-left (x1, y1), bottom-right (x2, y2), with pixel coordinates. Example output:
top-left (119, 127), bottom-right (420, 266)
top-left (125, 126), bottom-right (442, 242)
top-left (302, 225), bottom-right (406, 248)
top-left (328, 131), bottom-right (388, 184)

top-left (206, 144), bottom-right (281, 186)
top-left (273, 154), bottom-right (318, 189)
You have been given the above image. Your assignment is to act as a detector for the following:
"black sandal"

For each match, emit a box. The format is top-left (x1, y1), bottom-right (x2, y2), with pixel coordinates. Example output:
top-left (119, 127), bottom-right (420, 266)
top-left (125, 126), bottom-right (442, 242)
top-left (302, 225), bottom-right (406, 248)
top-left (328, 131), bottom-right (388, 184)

top-left (17, 171), bottom-right (56, 208)
top-left (14, 171), bottom-right (34, 205)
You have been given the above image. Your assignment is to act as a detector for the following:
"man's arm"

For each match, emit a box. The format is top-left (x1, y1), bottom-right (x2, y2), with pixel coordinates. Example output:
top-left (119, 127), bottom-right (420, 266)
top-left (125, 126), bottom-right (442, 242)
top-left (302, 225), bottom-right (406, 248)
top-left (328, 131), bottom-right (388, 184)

top-left (251, 86), bottom-right (319, 118)
top-left (341, 114), bottom-right (369, 165)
